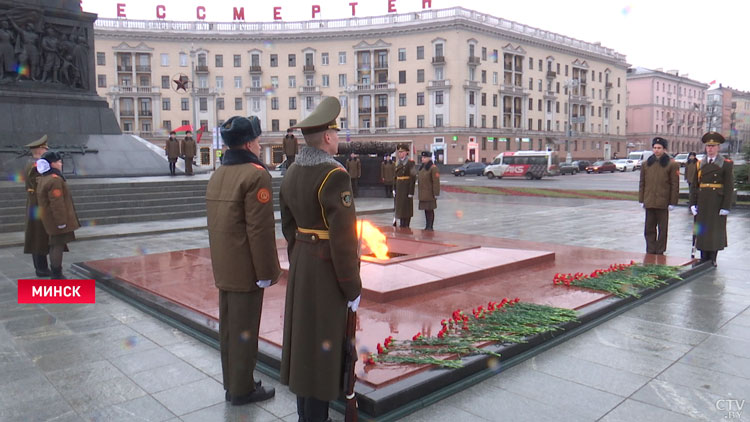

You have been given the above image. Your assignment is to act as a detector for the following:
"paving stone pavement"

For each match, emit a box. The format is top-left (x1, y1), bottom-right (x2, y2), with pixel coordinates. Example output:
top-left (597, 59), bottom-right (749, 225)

top-left (1, 191), bottom-right (748, 422)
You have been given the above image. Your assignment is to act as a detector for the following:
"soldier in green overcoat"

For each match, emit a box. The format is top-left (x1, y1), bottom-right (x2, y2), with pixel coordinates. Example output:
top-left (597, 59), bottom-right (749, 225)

top-left (380, 156), bottom-right (395, 198)
top-left (417, 150), bottom-right (440, 230)
top-left (689, 132), bottom-right (734, 266)
top-left (279, 97), bottom-right (362, 422)
top-left (23, 135), bottom-right (51, 277)
top-left (393, 143), bottom-right (416, 228)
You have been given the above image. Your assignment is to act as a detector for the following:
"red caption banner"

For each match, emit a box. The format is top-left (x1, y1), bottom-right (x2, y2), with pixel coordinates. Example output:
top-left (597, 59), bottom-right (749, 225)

top-left (18, 279), bottom-right (96, 304)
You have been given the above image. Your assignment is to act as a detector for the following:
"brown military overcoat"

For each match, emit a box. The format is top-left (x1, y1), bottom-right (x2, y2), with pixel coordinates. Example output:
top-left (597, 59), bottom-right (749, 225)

top-left (417, 162), bottom-right (440, 210)
top-left (381, 160), bottom-right (395, 186)
top-left (282, 133), bottom-right (298, 157)
top-left (24, 162), bottom-right (49, 254)
top-left (279, 148), bottom-right (362, 402)
top-left (181, 137), bottom-right (197, 159)
top-left (346, 157), bottom-right (361, 179)
top-left (165, 138), bottom-right (181, 161)
top-left (36, 171), bottom-right (80, 236)
top-left (689, 156), bottom-right (734, 251)
top-left (394, 159), bottom-right (416, 218)
top-left (638, 155), bottom-right (680, 208)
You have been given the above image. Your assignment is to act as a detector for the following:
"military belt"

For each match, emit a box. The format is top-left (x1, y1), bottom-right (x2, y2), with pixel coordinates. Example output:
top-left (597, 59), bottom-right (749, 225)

top-left (699, 183), bottom-right (723, 189)
top-left (396, 176), bottom-right (411, 180)
top-left (296, 227), bottom-right (330, 241)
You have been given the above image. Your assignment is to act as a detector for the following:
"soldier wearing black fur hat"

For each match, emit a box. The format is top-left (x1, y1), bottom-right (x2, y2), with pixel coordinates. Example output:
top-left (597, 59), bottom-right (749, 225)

top-left (394, 143), bottom-right (416, 228)
top-left (417, 150), bottom-right (440, 231)
top-left (23, 135), bottom-right (51, 277)
top-left (165, 131), bottom-right (180, 175)
top-left (181, 130), bottom-right (197, 175)
top-left (689, 132), bottom-right (734, 266)
top-left (638, 137), bottom-right (680, 254)
top-left (206, 115), bottom-right (280, 405)
top-left (279, 97), bottom-right (362, 422)
top-left (36, 151), bottom-right (80, 279)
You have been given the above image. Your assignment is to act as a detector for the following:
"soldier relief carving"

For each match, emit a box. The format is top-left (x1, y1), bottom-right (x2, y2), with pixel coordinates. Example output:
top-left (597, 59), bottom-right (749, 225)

top-left (0, 8), bottom-right (89, 89)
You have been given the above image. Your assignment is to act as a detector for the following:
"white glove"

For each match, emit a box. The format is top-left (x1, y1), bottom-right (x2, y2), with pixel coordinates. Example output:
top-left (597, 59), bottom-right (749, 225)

top-left (668, 205), bottom-right (675, 212)
top-left (347, 295), bottom-right (361, 312)
top-left (719, 209), bottom-right (730, 216)
top-left (639, 203), bottom-right (644, 208)
top-left (407, 194), bottom-right (413, 198)
top-left (690, 205), bottom-right (698, 216)
top-left (256, 279), bottom-right (272, 288)
top-left (57, 224), bottom-right (66, 229)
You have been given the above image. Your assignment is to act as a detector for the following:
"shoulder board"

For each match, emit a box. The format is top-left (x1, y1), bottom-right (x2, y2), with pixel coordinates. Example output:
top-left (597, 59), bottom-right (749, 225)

top-left (251, 163), bottom-right (264, 170)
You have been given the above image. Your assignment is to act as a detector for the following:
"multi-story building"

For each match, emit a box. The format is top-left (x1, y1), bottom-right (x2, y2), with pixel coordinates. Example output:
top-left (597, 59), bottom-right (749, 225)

top-left (93, 7), bottom-right (629, 165)
top-left (707, 85), bottom-right (750, 154)
top-left (626, 67), bottom-right (708, 154)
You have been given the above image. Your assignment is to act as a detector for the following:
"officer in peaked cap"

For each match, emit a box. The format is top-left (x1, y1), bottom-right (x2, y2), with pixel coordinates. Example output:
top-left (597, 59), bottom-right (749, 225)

top-left (279, 96), bottom-right (362, 422)
top-left (417, 150), bottom-right (440, 231)
top-left (393, 142), bottom-right (416, 227)
top-left (23, 135), bottom-right (51, 277)
top-left (207, 114), bottom-right (280, 405)
top-left (689, 131), bottom-right (733, 266)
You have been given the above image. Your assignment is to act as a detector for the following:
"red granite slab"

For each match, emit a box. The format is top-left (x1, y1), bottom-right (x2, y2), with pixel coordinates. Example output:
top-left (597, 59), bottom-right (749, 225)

top-left (81, 226), bottom-right (692, 389)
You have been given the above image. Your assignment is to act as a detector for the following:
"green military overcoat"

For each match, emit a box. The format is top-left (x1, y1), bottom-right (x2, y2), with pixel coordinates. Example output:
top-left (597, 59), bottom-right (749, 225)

top-left (24, 161), bottom-right (49, 254)
top-left (346, 158), bottom-right (361, 179)
top-left (381, 160), bottom-right (395, 186)
top-left (417, 161), bottom-right (440, 210)
top-left (279, 147), bottom-right (362, 402)
top-left (689, 156), bottom-right (734, 251)
top-left (638, 155), bottom-right (680, 208)
top-left (181, 137), bottom-right (197, 159)
top-left (394, 159), bottom-right (416, 218)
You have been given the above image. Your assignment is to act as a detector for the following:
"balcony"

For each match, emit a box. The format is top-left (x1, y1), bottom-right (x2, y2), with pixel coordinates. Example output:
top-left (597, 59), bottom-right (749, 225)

top-left (109, 85), bottom-right (160, 94)
top-left (299, 85), bottom-right (321, 94)
top-left (467, 56), bottom-right (481, 65)
top-left (463, 80), bottom-right (479, 89)
top-left (374, 60), bottom-right (388, 70)
top-left (194, 65), bottom-right (209, 73)
top-left (245, 87), bottom-right (263, 94)
top-left (346, 82), bottom-right (396, 93)
top-left (358, 107), bottom-right (371, 114)
top-left (135, 65), bottom-right (151, 72)
top-left (432, 56), bottom-right (445, 64)
top-left (138, 110), bottom-right (152, 117)
top-left (375, 106), bottom-right (388, 114)
top-left (248, 65), bottom-right (262, 74)
top-left (303, 64), bottom-right (315, 73)
top-left (117, 65), bottom-right (132, 72)
top-left (500, 84), bottom-right (526, 96)
top-left (120, 110), bottom-right (135, 116)
top-left (196, 87), bottom-right (211, 94)
top-left (605, 82), bottom-right (613, 89)
top-left (427, 79), bottom-right (451, 90)
top-left (546, 71), bottom-right (556, 79)
top-left (603, 97), bottom-right (613, 106)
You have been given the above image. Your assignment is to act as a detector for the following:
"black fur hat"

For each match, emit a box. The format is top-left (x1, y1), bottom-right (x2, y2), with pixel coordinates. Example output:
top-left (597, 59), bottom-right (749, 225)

top-left (220, 116), bottom-right (262, 147)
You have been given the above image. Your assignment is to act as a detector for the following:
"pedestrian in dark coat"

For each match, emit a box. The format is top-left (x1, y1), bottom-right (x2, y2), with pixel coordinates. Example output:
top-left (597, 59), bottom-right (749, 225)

top-left (685, 152), bottom-right (698, 188)
top-left (346, 153), bottom-right (361, 197)
top-left (393, 143), bottom-right (416, 228)
top-left (279, 97), bottom-right (362, 422)
top-left (23, 135), bottom-right (51, 277)
top-left (638, 137), bottom-right (680, 254)
top-left (381, 156), bottom-right (395, 198)
top-left (181, 131), bottom-right (197, 175)
top-left (689, 132), bottom-right (734, 266)
top-left (36, 151), bottom-right (80, 279)
top-left (206, 115), bottom-right (279, 405)
top-left (417, 151), bottom-right (440, 230)
top-left (282, 128), bottom-right (298, 165)
top-left (165, 131), bottom-right (180, 175)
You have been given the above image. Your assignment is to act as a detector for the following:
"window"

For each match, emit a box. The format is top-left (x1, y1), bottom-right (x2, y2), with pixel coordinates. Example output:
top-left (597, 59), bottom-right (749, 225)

top-left (251, 54), bottom-right (260, 67)
top-left (288, 76), bottom-right (296, 88)
top-left (321, 53), bottom-right (329, 65)
top-left (436, 91), bottom-right (443, 105)
top-left (493, 94), bottom-right (497, 107)
top-left (528, 98), bottom-right (533, 110)
top-left (288, 54), bottom-right (296, 67)
top-left (216, 97), bottom-right (224, 110)
top-left (181, 120), bottom-right (190, 127)
top-left (529, 57), bottom-right (533, 70)
top-left (272, 120), bottom-right (280, 132)
top-left (290, 119), bottom-right (297, 128)
top-left (481, 115), bottom-right (486, 128)
top-left (233, 55), bottom-right (241, 67)
top-left (481, 93), bottom-right (486, 106)
top-left (96, 52), bottom-right (105, 66)
top-left (538, 99), bottom-right (542, 111)
top-left (435, 67), bottom-right (444, 81)
top-left (216, 76), bottom-right (223, 89)
top-left (399, 116), bottom-right (406, 129)
top-left (215, 54), bottom-right (223, 67)
top-left (200, 97), bottom-right (208, 112)
top-left (306, 96), bottom-right (314, 110)
top-left (234, 76), bottom-right (242, 88)
top-left (493, 49), bottom-right (498, 63)
top-left (162, 120), bottom-right (171, 131)
top-left (181, 98), bottom-right (189, 110)
top-left (398, 48), bottom-right (406, 61)
top-left (538, 79), bottom-right (542, 91)
top-left (269, 54), bottom-right (278, 67)
top-left (417, 115), bottom-right (424, 128)
top-left (271, 97), bottom-right (279, 110)
top-left (416, 46), bottom-right (424, 60)
top-left (417, 92), bottom-right (424, 105)
top-left (160, 53), bottom-right (168, 66)
top-left (339, 52), bottom-right (346, 64)
top-left (338, 74), bottom-right (346, 87)
top-left (234, 97), bottom-right (242, 110)
top-left (435, 114), bottom-right (443, 127)
top-left (322, 74), bottom-right (329, 87)
top-left (97, 74), bottom-right (106, 88)
top-left (481, 70), bottom-right (486, 84)
top-left (469, 92), bottom-right (474, 105)
top-left (271, 76), bottom-right (279, 88)
top-left (417, 69), bottom-right (424, 83)
top-left (493, 72), bottom-right (498, 85)
top-left (179, 53), bottom-right (187, 66)
top-left (399, 93), bottom-right (406, 106)
top-left (481, 47), bottom-right (487, 60)
top-left (162, 98), bottom-right (170, 110)
top-left (161, 75), bottom-right (169, 89)
top-left (399, 71), bottom-right (406, 84)
top-left (289, 97), bottom-right (296, 110)
top-left (493, 115), bottom-right (498, 129)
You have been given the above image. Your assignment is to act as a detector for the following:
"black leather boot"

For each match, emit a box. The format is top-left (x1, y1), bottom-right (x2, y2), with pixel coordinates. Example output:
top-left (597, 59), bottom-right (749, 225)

top-left (33, 254), bottom-right (51, 277)
top-left (50, 266), bottom-right (65, 280)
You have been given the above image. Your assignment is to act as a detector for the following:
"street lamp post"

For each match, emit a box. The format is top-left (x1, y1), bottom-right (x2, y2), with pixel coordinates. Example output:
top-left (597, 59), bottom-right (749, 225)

top-left (189, 46), bottom-right (198, 136)
top-left (565, 79), bottom-right (579, 161)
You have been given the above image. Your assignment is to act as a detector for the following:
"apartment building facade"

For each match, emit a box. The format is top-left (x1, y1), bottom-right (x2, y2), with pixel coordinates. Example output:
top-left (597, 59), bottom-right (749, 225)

top-left (707, 85), bottom-right (750, 154)
top-left (626, 67), bottom-right (708, 154)
top-left (93, 7), bottom-right (629, 165)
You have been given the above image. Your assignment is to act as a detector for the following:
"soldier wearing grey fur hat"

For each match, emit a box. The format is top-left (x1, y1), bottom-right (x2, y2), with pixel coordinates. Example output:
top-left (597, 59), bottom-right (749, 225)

top-left (279, 97), bottom-right (362, 422)
top-left (394, 143), bottom-right (416, 228)
top-left (23, 135), bottom-right (51, 277)
top-left (638, 137), bottom-right (680, 254)
top-left (206, 115), bottom-right (280, 405)
top-left (417, 150), bottom-right (440, 230)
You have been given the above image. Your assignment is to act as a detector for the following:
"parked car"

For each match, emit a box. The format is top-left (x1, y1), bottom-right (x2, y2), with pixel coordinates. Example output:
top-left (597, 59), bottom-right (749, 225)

top-left (559, 162), bottom-right (579, 175)
top-left (613, 159), bottom-right (636, 172)
top-left (452, 162), bottom-right (487, 176)
top-left (586, 160), bottom-right (617, 173)
top-left (575, 160), bottom-right (591, 171)
top-left (674, 153), bottom-right (689, 167)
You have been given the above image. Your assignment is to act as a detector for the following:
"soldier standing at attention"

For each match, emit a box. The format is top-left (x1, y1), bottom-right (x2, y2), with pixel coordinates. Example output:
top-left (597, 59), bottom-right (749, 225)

top-left (283, 128), bottom-right (298, 166)
top-left (165, 131), bottom-right (180, 175)
top-left (689, 132), bottom-right (734, 266)
top-left (23, 135), bottom-right (51, 277)
top-left (206, 116), bottom-right (279, 405)
top-left (381, 155), bottom-right (395, 198)
top-left (345, 153), bottom-right (361, 197)
top-left (279, 97), bottom-right (362, 422)
top-left (417, 150), bottom-right (440, 231)
top-left (181, 130), bottom-right (197, 175)
top-left (393, 143), bottom-right (416, 228)
top-left (638, 137), bottom-right (679, 255)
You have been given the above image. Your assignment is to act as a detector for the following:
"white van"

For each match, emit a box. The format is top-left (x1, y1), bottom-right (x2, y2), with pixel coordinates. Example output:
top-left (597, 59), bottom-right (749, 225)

top-left (627, 151), bottom-right (654, 169)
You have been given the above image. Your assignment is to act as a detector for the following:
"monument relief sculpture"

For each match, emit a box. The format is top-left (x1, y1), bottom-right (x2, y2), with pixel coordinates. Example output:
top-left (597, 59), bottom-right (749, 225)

top-left (0, 20), bottom-right (16, 80)
top-left (10, 19), bottom-right (41, 81)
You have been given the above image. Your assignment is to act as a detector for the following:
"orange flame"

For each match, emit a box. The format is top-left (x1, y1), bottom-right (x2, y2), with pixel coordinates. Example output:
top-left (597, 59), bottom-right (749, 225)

top-left (356, 220), bottom-right (389, 260)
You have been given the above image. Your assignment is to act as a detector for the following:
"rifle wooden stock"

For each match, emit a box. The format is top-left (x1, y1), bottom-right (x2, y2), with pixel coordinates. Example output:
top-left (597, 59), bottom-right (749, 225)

top-left (343, 310), bottom-right (358, 422)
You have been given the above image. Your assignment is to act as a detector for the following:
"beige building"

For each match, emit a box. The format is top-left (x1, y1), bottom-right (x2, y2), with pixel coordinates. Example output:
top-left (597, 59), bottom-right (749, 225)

top-left (93, 7), bottom-right (629, 165)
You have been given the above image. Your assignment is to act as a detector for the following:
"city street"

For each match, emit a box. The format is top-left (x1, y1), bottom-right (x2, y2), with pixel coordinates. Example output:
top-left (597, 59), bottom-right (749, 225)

top-left (444, 168), bottom-right (649, 192)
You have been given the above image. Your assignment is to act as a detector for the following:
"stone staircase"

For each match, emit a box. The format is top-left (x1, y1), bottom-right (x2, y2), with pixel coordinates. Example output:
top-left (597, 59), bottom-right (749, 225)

top-left (0, 177), bottom-right (282, 234)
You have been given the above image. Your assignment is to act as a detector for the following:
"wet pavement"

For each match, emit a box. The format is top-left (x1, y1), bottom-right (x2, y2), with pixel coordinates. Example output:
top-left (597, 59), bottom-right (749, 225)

top-left (1, 190), bottom-right (748, 421)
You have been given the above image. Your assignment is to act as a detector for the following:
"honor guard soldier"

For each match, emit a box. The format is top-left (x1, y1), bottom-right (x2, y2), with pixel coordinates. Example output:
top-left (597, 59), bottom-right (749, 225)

top-left (206, 116), bottom-right (280, 405)
top-left (638, 137), bottom-right (680, 254)
top-left (393, 143), bottom-right (417, 228)
top-left (165, 131), bottom-right (180, 175)
top-left (279, 97), bottom-right (362, 422)
top-left (381, 156), bottom-right (395, 198)
top-left (23, 135), bottom-right (51, 277)
top-left (417, 150), bottom-right (440, 231)
top-left (689, 132), bottom-right (734, 266)
top-left (181, 130), bottom-right (197, 175)
top-left (283, 128), bottom-right (299, 166)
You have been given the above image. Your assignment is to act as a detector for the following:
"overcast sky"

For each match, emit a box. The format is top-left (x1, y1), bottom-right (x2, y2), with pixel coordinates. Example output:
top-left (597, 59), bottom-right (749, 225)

top-left (83, 0), bottom-right (749, 91)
